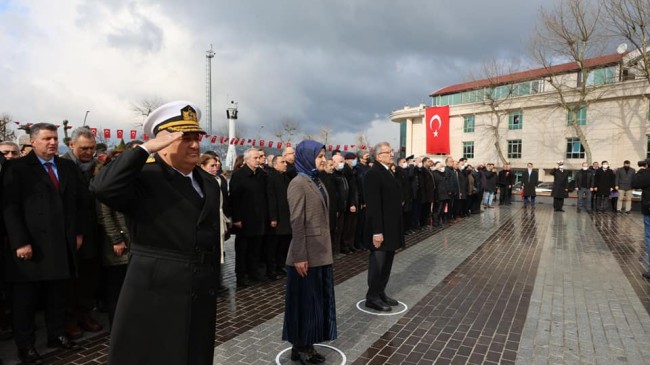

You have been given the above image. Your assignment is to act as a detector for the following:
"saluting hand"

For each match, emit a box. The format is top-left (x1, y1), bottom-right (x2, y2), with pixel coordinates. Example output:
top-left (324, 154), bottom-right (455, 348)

top-left (141, 131), bottom-right (184, 154)
top-left (16, 244), bottom-right (33, 261)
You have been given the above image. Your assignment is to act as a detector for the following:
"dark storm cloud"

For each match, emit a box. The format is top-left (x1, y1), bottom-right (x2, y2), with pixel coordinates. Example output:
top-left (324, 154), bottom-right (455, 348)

top-left (106, 16), bottom-right (163, 53)
top-left (155, 0), bottom-right (548, 135)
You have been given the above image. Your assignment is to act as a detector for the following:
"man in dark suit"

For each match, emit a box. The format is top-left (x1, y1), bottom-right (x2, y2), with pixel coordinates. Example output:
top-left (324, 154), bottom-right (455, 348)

top-left (230, 147), bottom-right (268, 286)
top-left (266, 155), bottom-right (292, 279)
top-left (551, 161), bottom-right (571, 212)
top-left (497, 162), bottom-right (515, 205)
top-left (3, 123), bottom-right (84, 364)
top-left (522, 162), bottom-right (539, 207)
top-left (91, 101), bottom-right (221, 365)
top-left (363, 142), bottom-right (404, 312)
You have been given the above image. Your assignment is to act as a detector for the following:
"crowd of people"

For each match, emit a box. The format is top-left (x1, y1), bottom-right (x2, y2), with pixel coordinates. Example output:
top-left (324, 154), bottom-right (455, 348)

top-left (0, 101), bottom-right (643, 364)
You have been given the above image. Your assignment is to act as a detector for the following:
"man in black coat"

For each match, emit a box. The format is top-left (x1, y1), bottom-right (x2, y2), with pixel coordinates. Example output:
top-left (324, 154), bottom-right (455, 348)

top-left (266, 155), bottom-right (292, 279)
top-left (594, 161), bottom-right (615, 212)
top-left (394, 158), bottom-right (413, 232)
top-left (91, 101), bottom-right (221, 365)
top-left (3, 123), bottom-right (85, 364)
top-left (419, 157), bottom-right (435, 226)
top-left (363, 143), bottom-right (404, 312)
top-left (332, 155), bottom-right (350, 255)
top-left (522, 162), bottom-right (539, 207)
top-left (497, 162), bottom-right (515, 205)
top-left (632, 161), bottom-right (650, 278)
top-left (230, 147), bottom-right (269, 286)
top-left (551, 161), bottom-right (571, 212)
top-left (575, 161), bottom-right (594, 213)
top-left (61, 127), bottom-right (103, 338)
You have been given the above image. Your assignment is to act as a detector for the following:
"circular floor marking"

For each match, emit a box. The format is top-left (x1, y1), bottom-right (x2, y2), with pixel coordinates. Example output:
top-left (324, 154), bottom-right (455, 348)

top-left (275, 344), bottom-right (346, 365)
top-left (355, 299), bottom-right (408, 316)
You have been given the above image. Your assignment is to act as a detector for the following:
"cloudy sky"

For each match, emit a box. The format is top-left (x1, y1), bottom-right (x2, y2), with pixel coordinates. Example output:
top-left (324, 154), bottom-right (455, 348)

top-left (0, 0), bottom-right (550, 148)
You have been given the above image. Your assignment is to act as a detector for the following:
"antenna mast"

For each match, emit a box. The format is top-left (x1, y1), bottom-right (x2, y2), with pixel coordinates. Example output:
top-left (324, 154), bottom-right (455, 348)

top-left (205, 45), bottom-right (215, 135)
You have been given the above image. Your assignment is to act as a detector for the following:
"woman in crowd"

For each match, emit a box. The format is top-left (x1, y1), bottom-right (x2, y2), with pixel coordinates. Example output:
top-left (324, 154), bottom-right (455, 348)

top-left (282, 140), bottom-right (337, 364)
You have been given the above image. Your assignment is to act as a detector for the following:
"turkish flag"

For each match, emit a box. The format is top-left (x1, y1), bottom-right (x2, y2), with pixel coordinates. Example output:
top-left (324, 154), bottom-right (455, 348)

top-left (425, 106), bottom-right (450, 154)
top-left (220, 137), bottom-right (227, 144)
top-left (286, 142), bottom-right (291, 148)
top-left (103, 129), bottom-right (111, 138)
top-left (130, 130), bottom-right (137, 139)
top-left (117, 129), bottom-right (123, 139)
top-left (277, 142), bottom-right (283, 149)
top-left (143, 134), bottom-right (149, 141)
top-left (260, 140), bottom-right (265, 147)
top-left (198, 134), bottom-right (204, 142)
top-left (211, 136), bottom-right (217, 143)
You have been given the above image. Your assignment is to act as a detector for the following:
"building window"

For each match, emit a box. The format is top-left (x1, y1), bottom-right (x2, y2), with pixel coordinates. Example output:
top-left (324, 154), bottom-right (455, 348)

top-left (507, 139), bottom-right (522, 159)
top-left (566, 137), bottom-right (585, 159)
top-left (508, 111), bottom-right (523, 130)
top-left (647, 135), bottom-right (650, 159)
top-left (587, 66), bottom-right (617, 86)
top-left (462, 141), bottom-right (474, 159)
top-left (463, 115), bottom-right (475, 133)
top-left (567, 104), bottom-right (587, 126)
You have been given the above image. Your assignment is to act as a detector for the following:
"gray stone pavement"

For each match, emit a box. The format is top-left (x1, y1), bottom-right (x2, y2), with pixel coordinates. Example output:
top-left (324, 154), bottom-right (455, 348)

top-left (214, 206), bottom-right (522, 364)
top-left (517, 210), bottom-right (650, 365)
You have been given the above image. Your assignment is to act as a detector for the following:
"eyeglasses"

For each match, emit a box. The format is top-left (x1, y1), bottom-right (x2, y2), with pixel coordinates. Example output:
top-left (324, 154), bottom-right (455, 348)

top-left (378, 151), bottom-right (394, 155)
top-left (0, 150), bottom-right (19, 156)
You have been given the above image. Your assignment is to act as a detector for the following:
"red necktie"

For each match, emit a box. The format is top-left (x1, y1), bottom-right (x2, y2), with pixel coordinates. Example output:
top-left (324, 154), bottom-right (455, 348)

top-left (45, 162), bottom-right (59, 192)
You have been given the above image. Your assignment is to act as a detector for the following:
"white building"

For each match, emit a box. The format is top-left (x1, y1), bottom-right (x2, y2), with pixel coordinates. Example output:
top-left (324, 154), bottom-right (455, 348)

top-left (391, 50), bottom-right (650, 182)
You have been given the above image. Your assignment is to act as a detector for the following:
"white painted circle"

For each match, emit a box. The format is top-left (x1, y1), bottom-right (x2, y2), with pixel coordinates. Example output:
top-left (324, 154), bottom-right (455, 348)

top-left (356, 299), bottom-right (408, 316)
top-left (275, 344), bottom-right (346, 365)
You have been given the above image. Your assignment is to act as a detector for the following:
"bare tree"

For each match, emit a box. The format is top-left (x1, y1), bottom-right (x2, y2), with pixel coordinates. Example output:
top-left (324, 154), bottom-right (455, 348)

top-left (0, 113), bottom-right (17, 141)
top-left (131, 96), bottom-right (164, 127)
top-left (529, 0), bottom-right (609, 164)
top-left (604, 0), bottom-right (650, 82)
top-left (356, 133), bottom-right (371, 150)
top-left (319, 126), bottom-right (332, 145)
top-left (272, 118), bottom-right (300, 144)
top-left (468, 57), bottom-right (522, 165)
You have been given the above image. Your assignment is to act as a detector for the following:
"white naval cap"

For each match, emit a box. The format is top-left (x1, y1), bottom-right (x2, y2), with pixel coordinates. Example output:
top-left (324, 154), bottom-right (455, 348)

top-left (143, 101), bottom-right (205, 137)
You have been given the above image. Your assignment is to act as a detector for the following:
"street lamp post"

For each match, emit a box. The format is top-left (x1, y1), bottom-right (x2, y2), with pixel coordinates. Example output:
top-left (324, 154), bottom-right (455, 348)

top-left (225, 101), bottom-right (238, 170)
top-left (82, 110), bottom-right (90, 127)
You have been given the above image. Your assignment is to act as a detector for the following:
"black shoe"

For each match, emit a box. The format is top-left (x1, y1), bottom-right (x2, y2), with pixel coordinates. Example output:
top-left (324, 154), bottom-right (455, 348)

top-left (237, 278), bottom-right (252, 288)
top-left (380, 295), bottom-right (399, 306)
top-left (643, 272), bottom-right (650, 280)
top-left (17, 346), bottom-right (42, 364)
top-left (47, 335), bottom-right (80, 350)
top-left (291, 347), bottom-right (325, 364)
top-left (365, 299), bottom-right (391, 312)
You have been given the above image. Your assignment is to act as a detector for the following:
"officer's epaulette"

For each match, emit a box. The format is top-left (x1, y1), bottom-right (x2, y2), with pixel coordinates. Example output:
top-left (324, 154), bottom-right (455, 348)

top-left (146, 155), bottom-right (156, 163)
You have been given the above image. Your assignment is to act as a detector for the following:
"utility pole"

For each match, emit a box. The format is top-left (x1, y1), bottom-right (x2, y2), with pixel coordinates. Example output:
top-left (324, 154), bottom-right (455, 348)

top-left (205, 45), bottom-right (215, 136)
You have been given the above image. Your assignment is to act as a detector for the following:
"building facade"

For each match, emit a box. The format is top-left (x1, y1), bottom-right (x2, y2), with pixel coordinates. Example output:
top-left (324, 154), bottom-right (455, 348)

top-left (392, 51), bottom-right (650, 182)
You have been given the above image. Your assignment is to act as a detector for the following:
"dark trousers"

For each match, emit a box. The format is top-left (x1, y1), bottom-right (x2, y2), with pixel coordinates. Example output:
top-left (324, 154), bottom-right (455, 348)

top-left (340, 211), bottom-right (357, 251)
top-left (420, 202), bottom-right (432, 226)
top-left (366, 250), bottom-right (395, 302)
top-left (104, 264), bottom-right (127, 327)
top-left (596, 194), bottom-right (610, 211)
top-left (354, 208), bottom-right (366, 249)
top-left (499, 186), bottom-right (512, 204)
top-left (402, 210), bottom-right (412, 231)
top-left (66, 257), bottom-right (100, 322)
top-left (13, 280), bottom-right (66, 348)
top-left (553, 198), bottom-right (565, 211)
top-left (235, 235), bottom-right (263, 280)
top-left (265, 234), bottom-right (291, 275)
top-left (435, 200), bottom-right (449, 225)
top-left (446, 196), bottom-right (456, 219)
top-left (410, 202), bottom-right (421, 229)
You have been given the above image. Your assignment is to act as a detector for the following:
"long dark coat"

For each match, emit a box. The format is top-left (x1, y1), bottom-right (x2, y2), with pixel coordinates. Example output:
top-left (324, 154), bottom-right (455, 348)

top-left (594, 168), bottom-right (616, 195)
top-left (332, 170), bottom-right (349, 214)
top-left (2, 151), bottom-right (84, 282)
top-left (551, 168), bottom-right (571, 198)
top-left (229, 164), bottom-right (268, 237)
top-left (522, 169), bottom-right (539, 197)
top-left (420, 168), bottom-right (436, 203)
top-left (394, 166), bottom-right (413, 211)
top-left (90, 148), bottom-right (220, 365)
top-left (363, 163), bottom-right (405, 252)
top-left (267, 168), bottom-right (292, 236)
top-left (433, 169), bottom-right (450, 201)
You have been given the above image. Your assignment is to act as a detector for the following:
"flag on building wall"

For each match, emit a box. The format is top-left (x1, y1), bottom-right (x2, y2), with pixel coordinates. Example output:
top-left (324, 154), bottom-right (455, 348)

top-left (425, 106), bottom-right (450, 154)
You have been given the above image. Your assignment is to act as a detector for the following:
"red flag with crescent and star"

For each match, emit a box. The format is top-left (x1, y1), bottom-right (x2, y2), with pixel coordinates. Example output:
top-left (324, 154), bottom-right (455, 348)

top-left (425, 106), bottom-right (450, 154)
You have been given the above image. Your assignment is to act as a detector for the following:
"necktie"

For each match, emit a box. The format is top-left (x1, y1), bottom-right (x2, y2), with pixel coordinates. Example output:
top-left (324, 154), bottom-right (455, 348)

top-left (45, 162), bottom-right (59, 192)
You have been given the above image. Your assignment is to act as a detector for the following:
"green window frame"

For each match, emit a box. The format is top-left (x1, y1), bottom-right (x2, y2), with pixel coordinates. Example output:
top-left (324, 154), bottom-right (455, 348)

top-left (508, 111), bottom-right (523, 130)
top-left (463, 115), bottom-right (475, 133)
top-left (566, 137), bottom-right (585, 159)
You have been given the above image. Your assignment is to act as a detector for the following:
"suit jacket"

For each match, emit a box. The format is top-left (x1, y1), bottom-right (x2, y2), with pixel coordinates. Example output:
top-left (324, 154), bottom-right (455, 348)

top-left (90, 147), bottom-right (220, 365)
top-left (2, 151), bottom-right (84, 282)
top-left (497, 169), bottom-right (515, 186)
top-left (363, 163), bottom-right (405, 252)
top-left (594, 168), bottom-right (616, 194)
top-left (267, 168), bottom-right (291, 236)
top-left (229, 164), bottom-right (268, 237)
top-left (286, 174), bottom-right (332, 267)
top-left (522, 169), bottom-right (539, 197)
top-left (420, 167), bottom-right (435, 203)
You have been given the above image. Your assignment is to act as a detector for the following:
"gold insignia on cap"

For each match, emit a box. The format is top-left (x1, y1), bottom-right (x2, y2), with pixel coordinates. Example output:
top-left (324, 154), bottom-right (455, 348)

top-left (181, 106), bottom-right (197, 122)
top-left (154, 105), bottom-right (205, 135)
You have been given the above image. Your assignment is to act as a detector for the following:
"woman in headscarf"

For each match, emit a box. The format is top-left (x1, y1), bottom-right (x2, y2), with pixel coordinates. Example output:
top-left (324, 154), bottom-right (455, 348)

top-left (282, 140), bottom-right (337, 364)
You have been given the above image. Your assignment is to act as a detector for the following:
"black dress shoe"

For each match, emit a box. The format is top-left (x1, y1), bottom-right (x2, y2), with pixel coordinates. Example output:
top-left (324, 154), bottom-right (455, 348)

top-left (365, 299), bottom-right (391, 312)
top-left (47, 335), bottom-right (80, 350)
top-left (380, 295), bottom-right (399, 306)
top-left (17, 346), bottom-right (42, 364)
top-left (290, 348), bottom-right (325, 364)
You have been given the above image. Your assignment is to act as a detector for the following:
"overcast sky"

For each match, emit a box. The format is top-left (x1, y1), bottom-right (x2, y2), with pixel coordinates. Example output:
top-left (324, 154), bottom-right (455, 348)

top-left (0, 0), bottom-right (550, 148)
